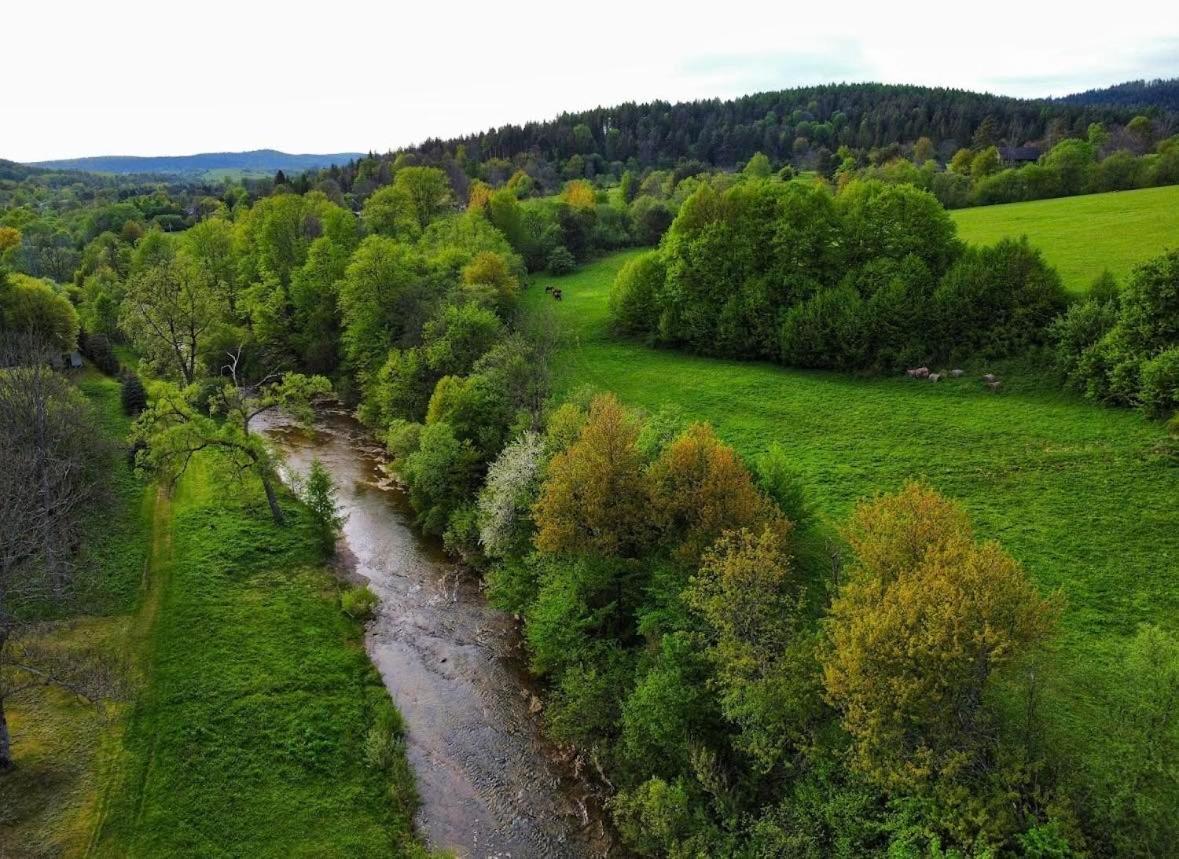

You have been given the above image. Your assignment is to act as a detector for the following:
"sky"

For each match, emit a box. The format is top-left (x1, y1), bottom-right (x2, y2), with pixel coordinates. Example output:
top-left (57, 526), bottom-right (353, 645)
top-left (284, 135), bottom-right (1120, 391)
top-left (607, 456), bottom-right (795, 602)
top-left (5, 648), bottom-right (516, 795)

top-left (8, 0), bottom-right (1179, 162)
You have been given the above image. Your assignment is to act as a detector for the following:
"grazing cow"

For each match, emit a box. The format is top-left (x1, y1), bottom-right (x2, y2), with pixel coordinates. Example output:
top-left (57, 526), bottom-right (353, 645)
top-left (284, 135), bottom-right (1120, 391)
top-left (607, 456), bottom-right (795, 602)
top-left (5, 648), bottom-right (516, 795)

top-left (544, 284), bottom-right (553, 294)
top-left (950, 369), bottom-right (964, 378)
top-left (553, 288), bottom-right (563, 301)
top-left (986, 380), bottom-right (1002, 393)
top-left (982, 373), bottom-right (997, 384)
top-left (929, 373), bottom-right (942, 383)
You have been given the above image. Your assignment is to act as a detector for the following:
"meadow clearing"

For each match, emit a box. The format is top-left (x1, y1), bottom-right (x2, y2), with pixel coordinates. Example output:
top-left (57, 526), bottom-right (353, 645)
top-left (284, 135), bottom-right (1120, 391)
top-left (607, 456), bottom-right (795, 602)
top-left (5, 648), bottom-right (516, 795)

top-left (524, 249), bottom-right (1179, 702)
top-left (951, 184), bottom-right (1179, 293)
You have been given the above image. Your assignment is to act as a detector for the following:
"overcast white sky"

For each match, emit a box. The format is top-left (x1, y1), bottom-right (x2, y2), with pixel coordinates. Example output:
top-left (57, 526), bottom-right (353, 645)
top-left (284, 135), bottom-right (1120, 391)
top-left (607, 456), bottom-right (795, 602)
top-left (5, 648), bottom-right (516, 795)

top-left (8, 0), bottom-right (1179, 162)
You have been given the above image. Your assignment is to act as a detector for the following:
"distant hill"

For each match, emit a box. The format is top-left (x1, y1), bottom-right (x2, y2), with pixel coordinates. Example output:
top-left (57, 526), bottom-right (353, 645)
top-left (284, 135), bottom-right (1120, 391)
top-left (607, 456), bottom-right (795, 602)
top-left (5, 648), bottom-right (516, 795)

top-left (1052, 78), bottom-right (1179, 111)
top-left (26, 149), bottom-right (364, 176)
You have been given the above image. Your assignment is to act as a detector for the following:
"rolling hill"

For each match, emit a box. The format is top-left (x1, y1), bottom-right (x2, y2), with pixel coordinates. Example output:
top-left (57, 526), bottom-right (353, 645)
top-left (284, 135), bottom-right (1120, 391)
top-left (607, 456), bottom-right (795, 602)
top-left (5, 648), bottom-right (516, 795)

top-left (26, 148), bottom-right (363, 177)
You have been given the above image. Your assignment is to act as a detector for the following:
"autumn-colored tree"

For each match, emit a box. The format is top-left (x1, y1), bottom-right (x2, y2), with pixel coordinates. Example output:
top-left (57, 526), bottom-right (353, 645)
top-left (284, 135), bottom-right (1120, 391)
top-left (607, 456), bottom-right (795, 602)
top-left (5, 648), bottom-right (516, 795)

top-left (913, 136), bottom-right (936, 164)
top-left (533, 393), bottom-right (649, 557)
top-left (647, 422), bottom-right (781, 562)
top-left (467, 180), bottom-right (493, 214)
top-left (561, 179), bottom-right (597, 210)
top-left (949, 147), bottom-right (973, 174)
top-left (0, 227), bottom-right (20, 255)
top-left (823, 483), bottom-right (1060, 825)
top-left (461, 250), bottom-right (519, 307)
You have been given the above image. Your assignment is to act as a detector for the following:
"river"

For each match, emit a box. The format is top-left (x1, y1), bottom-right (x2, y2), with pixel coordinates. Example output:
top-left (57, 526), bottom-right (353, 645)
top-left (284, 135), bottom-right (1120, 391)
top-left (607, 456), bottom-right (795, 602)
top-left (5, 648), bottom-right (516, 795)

top-left (257, 407), bottom-right (616, 858)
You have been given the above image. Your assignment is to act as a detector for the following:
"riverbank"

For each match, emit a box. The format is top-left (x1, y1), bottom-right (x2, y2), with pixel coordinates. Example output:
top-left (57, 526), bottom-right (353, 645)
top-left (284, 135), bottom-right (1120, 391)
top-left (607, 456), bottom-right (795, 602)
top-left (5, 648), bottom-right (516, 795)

top-left (0, 370), bottom-right (427, 858)
top-left (261, 408), bottom-right (617, 858)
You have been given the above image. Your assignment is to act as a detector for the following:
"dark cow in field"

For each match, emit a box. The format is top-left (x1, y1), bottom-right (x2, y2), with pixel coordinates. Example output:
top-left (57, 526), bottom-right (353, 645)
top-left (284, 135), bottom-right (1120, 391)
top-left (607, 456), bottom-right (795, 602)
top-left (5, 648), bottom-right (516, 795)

top-left (552, 288), bottom-right (563, 301)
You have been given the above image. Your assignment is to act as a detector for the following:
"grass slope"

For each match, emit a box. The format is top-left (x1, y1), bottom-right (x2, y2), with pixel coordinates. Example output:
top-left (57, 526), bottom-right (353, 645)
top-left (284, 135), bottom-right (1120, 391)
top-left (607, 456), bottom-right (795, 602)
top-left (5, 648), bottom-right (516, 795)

top-left (951, 185), bottom-right (1179, 293)
top-left (1, 370), bottom-right (424, 858)
top-left (90, 453), bottom-right (421, 858)
top-left (525, 252), bottom-right (1179, 679)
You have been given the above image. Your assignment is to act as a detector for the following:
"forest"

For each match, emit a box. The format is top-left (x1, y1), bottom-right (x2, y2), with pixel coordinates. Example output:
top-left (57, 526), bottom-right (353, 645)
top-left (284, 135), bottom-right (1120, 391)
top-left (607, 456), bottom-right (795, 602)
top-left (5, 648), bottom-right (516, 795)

top-left (2, 77), bottom-right (1179, 858)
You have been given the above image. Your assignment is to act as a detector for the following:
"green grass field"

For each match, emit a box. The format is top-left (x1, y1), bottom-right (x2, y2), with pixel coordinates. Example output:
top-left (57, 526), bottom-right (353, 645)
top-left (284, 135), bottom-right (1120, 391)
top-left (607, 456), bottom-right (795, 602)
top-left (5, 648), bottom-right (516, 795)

top-left (88, 453), bottom-right (422, 858)
top-left (525, 252), bottom-right (1179, 694)
top-left (0, 370), bottom-right (424, 858)
top-left (951, 185), bottom-right (1179, 293)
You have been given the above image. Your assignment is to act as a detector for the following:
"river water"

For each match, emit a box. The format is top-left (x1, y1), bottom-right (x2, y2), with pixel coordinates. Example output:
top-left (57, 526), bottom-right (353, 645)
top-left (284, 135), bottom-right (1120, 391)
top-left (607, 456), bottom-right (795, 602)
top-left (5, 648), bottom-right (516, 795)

top-left (257, 408), bottom-right (616, 858)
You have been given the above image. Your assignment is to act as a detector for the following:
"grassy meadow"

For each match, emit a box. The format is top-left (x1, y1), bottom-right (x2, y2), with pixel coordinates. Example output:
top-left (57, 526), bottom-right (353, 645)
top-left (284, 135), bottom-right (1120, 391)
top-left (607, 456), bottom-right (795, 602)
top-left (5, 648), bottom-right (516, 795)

top-left (951, 184), bottom-right (1179, 293)
top-left (524, 251), bottom-right (1179, 694)
top-left (0, 370), bottom-right (423, 858)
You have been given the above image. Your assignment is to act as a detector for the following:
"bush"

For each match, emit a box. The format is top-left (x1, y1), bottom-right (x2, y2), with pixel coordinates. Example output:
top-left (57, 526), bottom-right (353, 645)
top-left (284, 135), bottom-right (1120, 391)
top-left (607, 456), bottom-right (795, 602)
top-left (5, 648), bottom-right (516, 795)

top-left (546, 245), bottom-right (576, 275)
top-left (609, 252), bottom-right (666, 336)
top-left (83, 332), bottom-right (120, 375)
top-left (934, 237), bottom-right (1068, 360)
top-left (1139, 347), bottom-right (1179, 417)
top-left (340, 584), bottom-right (379, 621)
top-left (120, 373), bottom-right (148, 415)
top-left (780, 284), bottom-right (867, 369)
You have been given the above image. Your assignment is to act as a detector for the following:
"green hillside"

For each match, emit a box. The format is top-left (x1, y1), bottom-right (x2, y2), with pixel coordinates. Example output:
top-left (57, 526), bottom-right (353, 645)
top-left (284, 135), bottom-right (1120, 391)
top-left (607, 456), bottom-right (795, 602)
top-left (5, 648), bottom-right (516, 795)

top-left (525, 252), bottom-right (1179, 675)
top-left (951, 184), bottom-right (1179, 293)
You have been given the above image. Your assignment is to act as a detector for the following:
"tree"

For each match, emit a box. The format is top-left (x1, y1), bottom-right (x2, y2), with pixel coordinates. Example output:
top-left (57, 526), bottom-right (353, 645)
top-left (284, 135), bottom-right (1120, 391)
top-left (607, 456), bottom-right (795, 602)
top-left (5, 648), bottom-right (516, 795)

top-left (0, 336), bottom-right (109, 769)
top-left (912, 136), bottom-right (936, 164)
top-left (461, 250), bottom-right (519, 308)
top-left (394, 167), bottom-right (453, 230)
top-left (120, 256), bottom-right (224, 384)
top-left (647, 422), bottom-right (780, 563)
top-left (561, 179), bottom-right (596, 210)
top-left (609, 251), bottom-right (666, 335)
top-left (533, 393), bottom-right (650, 557)
top-left (686, 526), bottom-right (815, 770)
top-left (823, 482), bottom-right (1060, 837)
top-left (476, 431), bottom-right (544, 559)
top-left (0, 275), bottom-right (79, 353)
top-left (742, 152), bottom-right (772, 178)
top-left (971, 145), bottom-right (1001, 178)
top-left (361, 184), bottom-right (421, 241)
top-left (183, 218), bottom-right (238, 312)
top-left (337, 236), bottom-right (430, 383)
top-left (620, 171), bottom-right (639, 203)
top-left (132, 352), bottom-right (331, 524)
top-left (401, 421), bottom-right (480, 535)
top-left (948, 147), bottom-right (973, 174)
top-left (301, 458), bottom-right (345, 553)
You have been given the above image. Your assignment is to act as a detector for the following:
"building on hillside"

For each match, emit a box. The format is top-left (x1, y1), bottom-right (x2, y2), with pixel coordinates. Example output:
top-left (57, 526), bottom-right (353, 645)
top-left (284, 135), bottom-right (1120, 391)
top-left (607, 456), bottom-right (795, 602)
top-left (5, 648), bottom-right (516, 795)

top-left (998, 146), bottom-right (1041, 166)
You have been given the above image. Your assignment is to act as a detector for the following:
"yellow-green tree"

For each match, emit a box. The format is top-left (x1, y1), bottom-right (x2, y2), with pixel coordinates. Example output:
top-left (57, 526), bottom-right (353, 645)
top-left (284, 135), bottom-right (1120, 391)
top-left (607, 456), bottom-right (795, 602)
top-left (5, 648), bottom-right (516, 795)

top-left (561, 179), bottom-right (596, 210)
top-left (647, 422), bottom-right (780, 563)
top-left (533, 393), bottom-right (649, 557)
top-left (822, 482), bottom-right (1060, 839)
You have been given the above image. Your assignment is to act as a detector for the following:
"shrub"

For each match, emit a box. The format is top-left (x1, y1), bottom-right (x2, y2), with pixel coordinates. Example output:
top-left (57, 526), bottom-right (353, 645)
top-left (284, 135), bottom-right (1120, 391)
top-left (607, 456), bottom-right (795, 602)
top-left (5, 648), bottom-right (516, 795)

top-left (83, 332), bottom-right (120, 375)
top-left (120, 373), bottom-right (148, 415)
top-left (1138, 347), bottom-right (1179, 417)
top-left (934, 237), bottom-right (1067, 360)
top-left (341, 584), bottom-right (379, 621)
top-left (609, 252), bottom-right (666, 336)
top-left (363, 706), bottom-right (406, 770)
top-left (546, 245), bottom-right (576, 275)
top-left (754, 443), bottom-right (813, 528)
top-left (779, 284), bottom-right (867, 369)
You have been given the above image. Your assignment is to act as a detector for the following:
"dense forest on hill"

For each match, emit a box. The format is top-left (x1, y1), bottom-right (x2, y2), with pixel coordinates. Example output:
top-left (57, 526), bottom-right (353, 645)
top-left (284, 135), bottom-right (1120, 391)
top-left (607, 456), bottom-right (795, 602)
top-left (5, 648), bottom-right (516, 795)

top-left (1054, 77), bottom-right (1179, 110)
top-left (302, 81), bottom-right (1177, 194)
